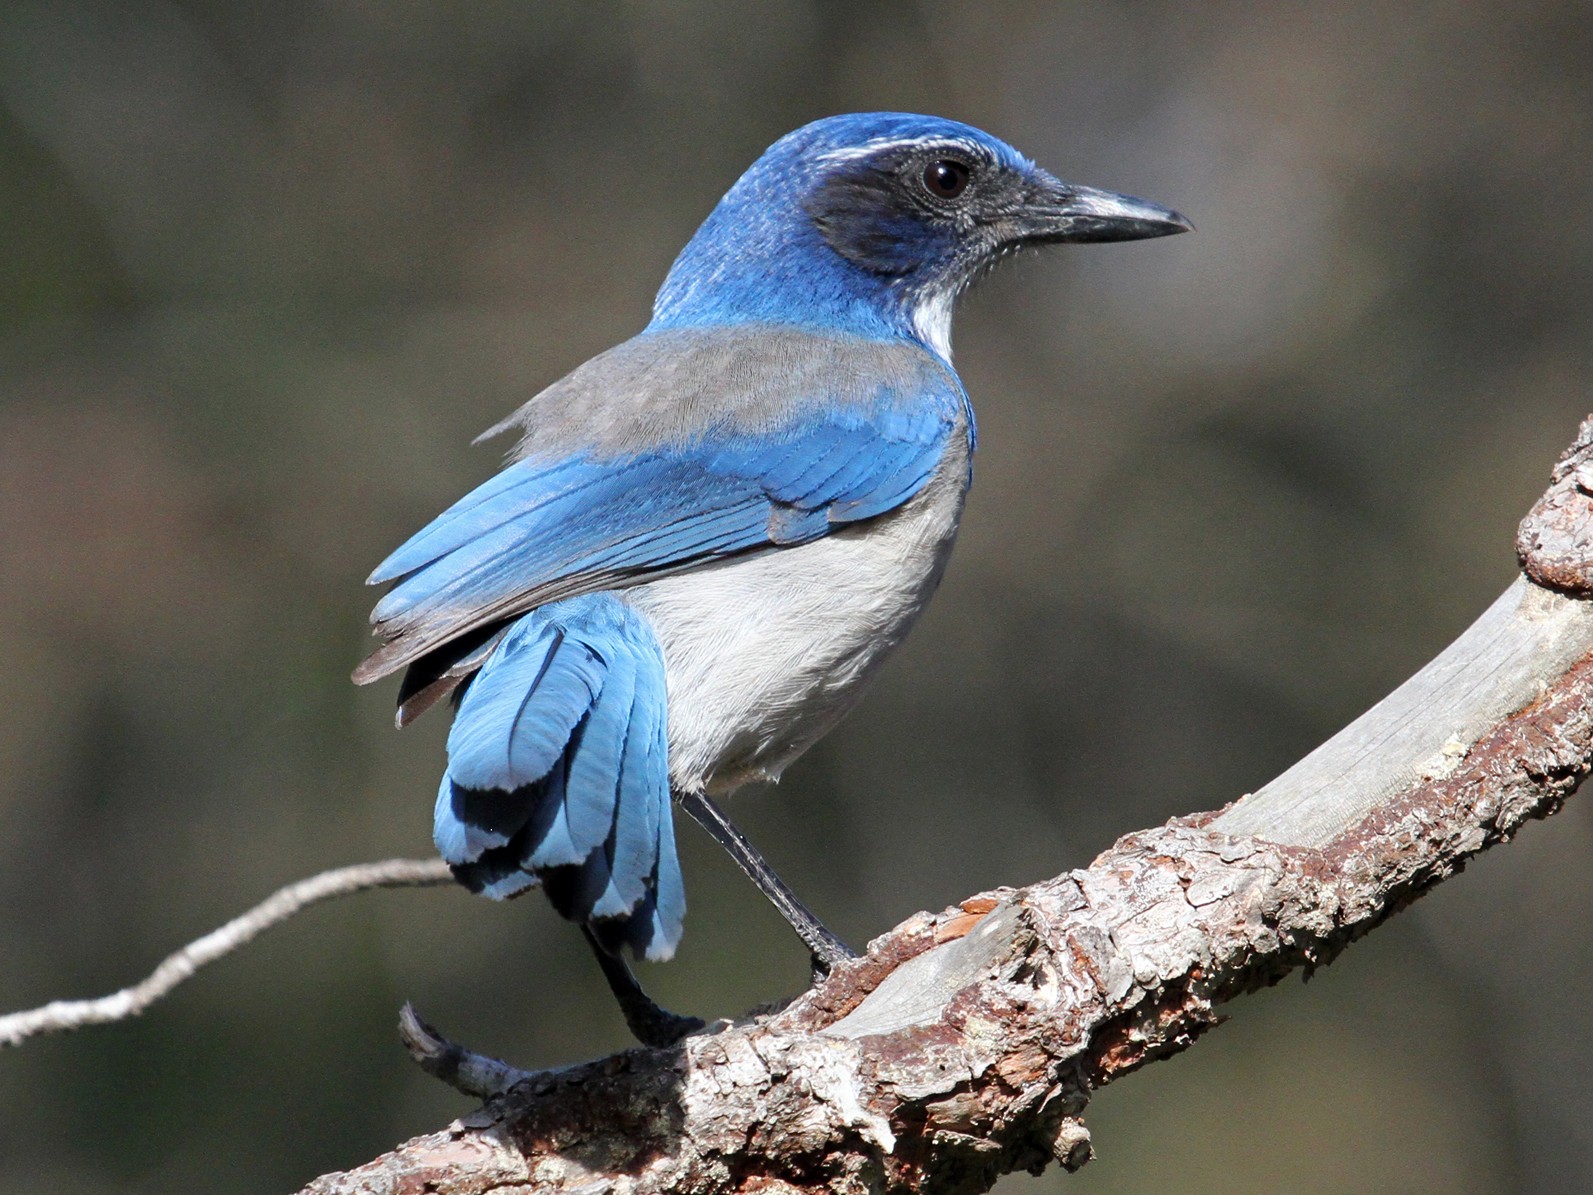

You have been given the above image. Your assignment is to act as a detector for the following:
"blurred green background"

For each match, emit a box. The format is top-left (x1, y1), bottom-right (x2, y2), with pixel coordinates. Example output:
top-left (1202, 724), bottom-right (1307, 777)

top-left (1, 2), bottom-right (1590, 1192)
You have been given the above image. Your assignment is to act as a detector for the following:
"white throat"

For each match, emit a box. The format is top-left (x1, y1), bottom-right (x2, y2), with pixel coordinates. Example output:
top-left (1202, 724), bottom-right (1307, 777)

top-left (909, 287), bottom-right (955, 362)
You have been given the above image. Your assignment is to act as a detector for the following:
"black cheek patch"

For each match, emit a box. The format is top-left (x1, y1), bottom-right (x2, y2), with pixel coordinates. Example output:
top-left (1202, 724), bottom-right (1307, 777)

top-left (804, 169), bottom-right (951, 275)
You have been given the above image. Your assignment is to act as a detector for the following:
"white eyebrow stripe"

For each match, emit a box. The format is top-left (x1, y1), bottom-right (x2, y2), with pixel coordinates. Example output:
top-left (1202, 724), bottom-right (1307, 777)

top-left (816, 135), bottom-right (990, 165)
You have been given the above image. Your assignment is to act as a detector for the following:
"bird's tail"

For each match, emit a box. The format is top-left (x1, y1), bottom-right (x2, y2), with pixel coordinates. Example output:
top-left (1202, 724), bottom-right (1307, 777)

top-left (433, 593), bottom-right (685, 961)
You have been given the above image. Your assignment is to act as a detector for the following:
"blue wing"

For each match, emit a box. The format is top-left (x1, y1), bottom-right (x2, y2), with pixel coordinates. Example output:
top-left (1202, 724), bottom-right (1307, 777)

top-left (355, 333), bottom-right (968, 689)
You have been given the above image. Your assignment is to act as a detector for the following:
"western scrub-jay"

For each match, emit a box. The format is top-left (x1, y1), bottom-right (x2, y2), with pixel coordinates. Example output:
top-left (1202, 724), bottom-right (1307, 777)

top-left (356, 112), bottom-right (1188, 1043)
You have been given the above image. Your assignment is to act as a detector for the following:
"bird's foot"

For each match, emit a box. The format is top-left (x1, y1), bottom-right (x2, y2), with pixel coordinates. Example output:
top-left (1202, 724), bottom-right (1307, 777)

top-left (615, 993), bottom-right (706, 1048)
top-left (808, 939), bottom-right (858, 985)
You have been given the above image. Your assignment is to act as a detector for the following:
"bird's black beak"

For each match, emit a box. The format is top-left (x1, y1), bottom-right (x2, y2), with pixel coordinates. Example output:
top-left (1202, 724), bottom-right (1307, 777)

top-left (1013, 174), bottom-right (1193, 244)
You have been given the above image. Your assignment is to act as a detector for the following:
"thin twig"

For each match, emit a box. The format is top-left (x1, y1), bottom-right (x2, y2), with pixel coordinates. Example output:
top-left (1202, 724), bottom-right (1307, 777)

top-left (0, 857), bottom-right (453, 1048)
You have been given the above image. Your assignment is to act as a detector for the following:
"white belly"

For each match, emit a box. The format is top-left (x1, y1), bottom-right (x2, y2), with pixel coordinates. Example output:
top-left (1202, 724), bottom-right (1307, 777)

top-left (623, 449), bottom-right (969, 794)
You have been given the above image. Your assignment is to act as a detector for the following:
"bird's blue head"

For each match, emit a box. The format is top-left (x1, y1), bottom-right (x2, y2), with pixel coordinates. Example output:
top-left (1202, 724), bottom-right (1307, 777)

top-left (649, 112), bottom-right (1189, 361)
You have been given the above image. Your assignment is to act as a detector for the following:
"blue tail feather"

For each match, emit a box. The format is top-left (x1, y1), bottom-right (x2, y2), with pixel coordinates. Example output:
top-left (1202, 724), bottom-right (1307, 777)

top-left (434, 593), bottom-right (684, 959)
top-left (520, 757), bottom-right (583, 869)
top-left (648, 779), bottom-right (687, 960)
top-left (598, 679), bottom-right (662, 918)
top-left (592, 695), bottom-right (684, 961)
top-left (442, 628), bottom-right (599, 793)
top-left (543, 845), bottom-right (619, 926)
top-left (562, 650), bottom-right (637, 858)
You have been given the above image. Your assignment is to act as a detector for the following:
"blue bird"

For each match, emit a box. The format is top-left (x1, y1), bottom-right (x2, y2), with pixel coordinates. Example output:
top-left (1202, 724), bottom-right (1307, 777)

top-left (357, 112), bottom-right (1188, 1042)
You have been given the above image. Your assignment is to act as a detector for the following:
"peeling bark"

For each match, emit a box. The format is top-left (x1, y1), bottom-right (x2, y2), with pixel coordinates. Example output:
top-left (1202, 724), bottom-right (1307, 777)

top-left (298, 420), bottom-right (1593, 1195)
top-left (1519, 415), bottom-right (1593, 596)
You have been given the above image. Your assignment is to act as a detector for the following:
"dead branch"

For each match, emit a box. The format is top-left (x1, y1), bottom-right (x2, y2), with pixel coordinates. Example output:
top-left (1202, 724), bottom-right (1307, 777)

top-left (293, 417), bottom-right (1593, 1195)
top-left (0, 858), bottom-right (452, 1048)
top-left (399, 1001), bottom-right (542, 1100)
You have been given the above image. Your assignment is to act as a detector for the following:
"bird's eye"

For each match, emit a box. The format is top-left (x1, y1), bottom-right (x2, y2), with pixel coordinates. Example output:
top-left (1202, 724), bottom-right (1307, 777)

top-left (922, 159), bottom-right (971, 200)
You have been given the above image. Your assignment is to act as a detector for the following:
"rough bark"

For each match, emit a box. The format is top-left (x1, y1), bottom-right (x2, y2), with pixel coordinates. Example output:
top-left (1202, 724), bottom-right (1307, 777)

top-left (298, 419), bottom-right (1593, 1195)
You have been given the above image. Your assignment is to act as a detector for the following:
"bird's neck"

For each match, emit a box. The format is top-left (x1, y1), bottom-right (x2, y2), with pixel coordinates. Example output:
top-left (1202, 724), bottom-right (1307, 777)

top-left (648, 206), bottom-right (954, 362)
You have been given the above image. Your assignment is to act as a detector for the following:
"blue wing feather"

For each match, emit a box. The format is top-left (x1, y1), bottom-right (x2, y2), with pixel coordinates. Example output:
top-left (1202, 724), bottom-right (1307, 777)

top-left (369, 456), bottom-right (594, 585)
top-left (828, 451), bottom-right (943, 521)
top-left (359, 357), bottom-right (967, 683)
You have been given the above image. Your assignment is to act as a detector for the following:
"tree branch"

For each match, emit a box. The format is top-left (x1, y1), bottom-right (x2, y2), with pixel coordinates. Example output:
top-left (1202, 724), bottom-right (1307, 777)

top-left (398, 1001), bottom-right (542, 1100)
top-left (293, 417), bottom-right (1593, 1195)
top-left (0, 858), bottom-right (453, 1048)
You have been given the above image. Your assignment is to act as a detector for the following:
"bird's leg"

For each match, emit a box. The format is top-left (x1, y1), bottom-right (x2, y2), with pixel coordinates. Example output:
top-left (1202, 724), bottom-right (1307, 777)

top-left (674, 789), bottom-right (857, 974)
top-left (581, 928), bottom-right (704, 1048)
